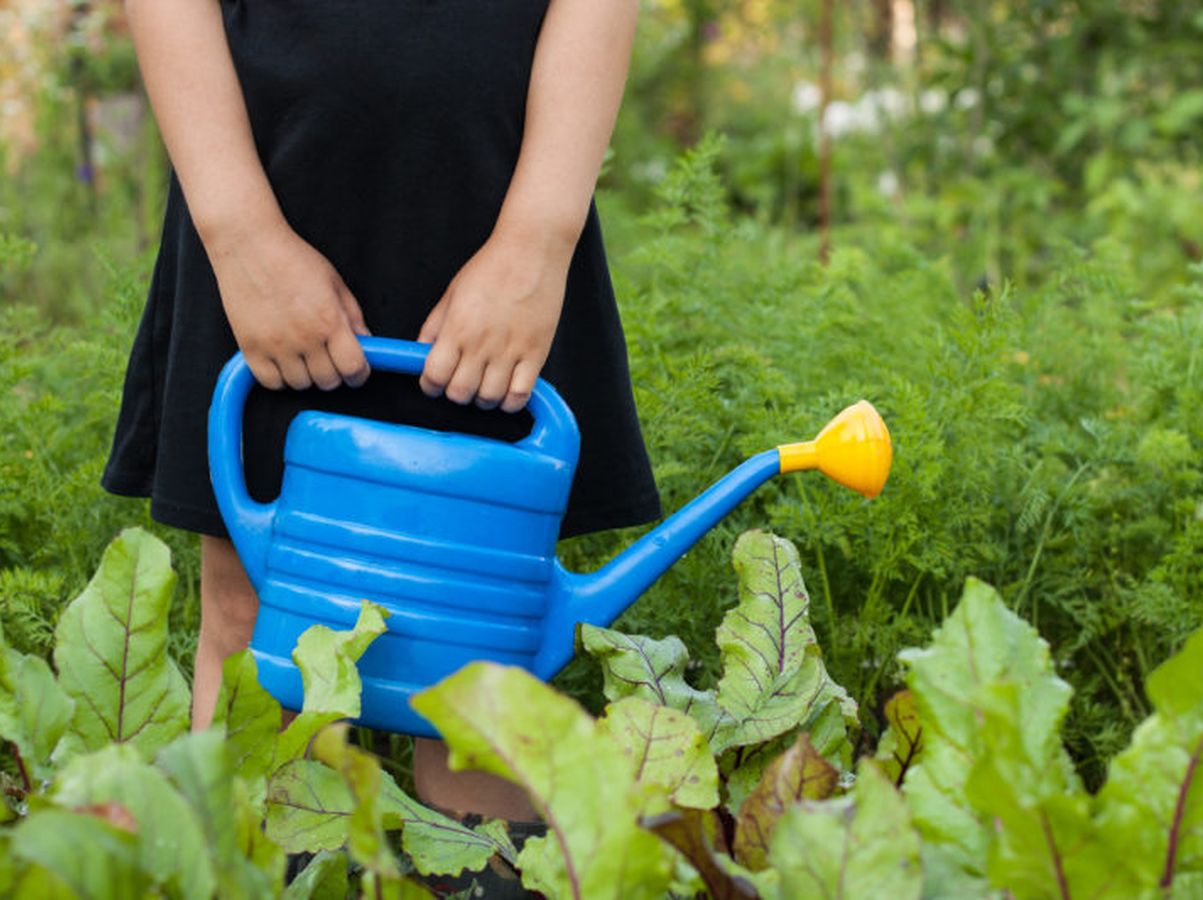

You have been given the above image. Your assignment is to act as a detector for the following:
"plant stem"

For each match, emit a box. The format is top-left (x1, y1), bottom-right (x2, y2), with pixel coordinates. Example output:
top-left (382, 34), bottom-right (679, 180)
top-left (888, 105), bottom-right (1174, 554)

top-left (898, 572), bottom-right (923, 621)
top-left (1039, 809), bottom-right (1072, 900)
top-left (702, 422), bottom-right (737, 482)
top-left (12, 744), bottom-right (31, 795)
top-left (1013, 463), bottom-right (1088, 624)
top-left (1160, 735), bottom-right (1203, 891)
top-left (1082, 643), bottom-right (1136, 724)
top-left (813, 542), bottom-right (836, 651)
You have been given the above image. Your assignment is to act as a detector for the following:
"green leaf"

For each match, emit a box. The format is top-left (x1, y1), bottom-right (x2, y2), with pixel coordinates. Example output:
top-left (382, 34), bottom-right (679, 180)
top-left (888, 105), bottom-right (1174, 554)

top-left (158, 730), bottom-right (282, 898)
top-left (312, 724), bottom-right (404, 889)
top-left (267, 750), bottom-right (514, 878)
top-left (578, 624), bottom-right (725, 737)
top-left (266, 758), bottom-right (354, 854)
top-left (275, 712), bottom-right (344, 769)
top-left (411, 662), bottom-right (673, 900)
top-left (897, 580), bottom-right (1122, 895)
top-left (379, 777), bottom-right (517, 876)
top-left (52, 528), bottom-right (189, 758)
top-left (0, 835), bottom-right (14, 895)
top-left (303, 728), bottom-right (439, 898)
top-left (213, 649), bottom-right (282, 781)
top-left (295, 602), bottom-right (388, 717)
top-left (734, 733), bottom-right (839, 871)
top-left (233, 773), bottom-right (284, 888)
top-left (724, 732), bottom-right (795, 818)
top-left (1155, 89), bottom-right (1203, 136)
top-left (642, 809), bottom-right (760, 900)
top-left (51, 743), bottom-right (215, 899)
top-left (898, 577), bottom-right (1074, 885)
top-left (579, 531), bottom-right (856, 761)
top-left (711, 531), bottom-right (856, 754)
top-left (805, 694), bottom-right (858, 771)
top-left (0, 628), bottom-right (74, 782)
top-left (769, 761), bottom-right (922, 900)
top-left (875, 690), bottom-right (923, 787)
top-left (725, 697), bottom-right (853, 816)
top-left (272, 602), bottom-right (390, 772)
top-left (11, 866), bottom-right (77, 900)
top-left (1096, 627), bottom-right (1203, 894)
top-left (962, 681), bottom-right (1118, 898)
top-left (281, 850), bottom-right (349, 900)
top-left (899, 578), bottom-right (1072, 766)
top-left (902, 744), bottom-right (992, 892)
top-left (915, 844), bottom-right (1001, 900)
top-left (598, 696), bottom-right (720, 811)
top-left (9, 808), bottom-right (151, 898)
top-left (398, 880), bottom-right (437, 899)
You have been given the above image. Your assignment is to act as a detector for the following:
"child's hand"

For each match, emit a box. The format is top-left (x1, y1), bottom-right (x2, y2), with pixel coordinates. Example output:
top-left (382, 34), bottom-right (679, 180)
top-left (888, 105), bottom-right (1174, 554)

top-left (207, 219), bottom-right (371, 391)
top-left (417, 228), bottom-right (571, 412)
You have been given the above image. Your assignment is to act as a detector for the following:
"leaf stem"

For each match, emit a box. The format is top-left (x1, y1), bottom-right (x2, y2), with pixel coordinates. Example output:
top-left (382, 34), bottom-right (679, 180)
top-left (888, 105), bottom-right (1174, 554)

top-left (12, 744), bottom-right (31, 794)
top-left (732, 746), bottom-right (746, 771)
top-left (1159, 734), bottom-right (1203, 891)
top-left (893, 726), bottom-right (922, 788)
top-left (897, 572), bottom-right (923, 621)
top-left (1039, 810), bottom-right (1071, 900)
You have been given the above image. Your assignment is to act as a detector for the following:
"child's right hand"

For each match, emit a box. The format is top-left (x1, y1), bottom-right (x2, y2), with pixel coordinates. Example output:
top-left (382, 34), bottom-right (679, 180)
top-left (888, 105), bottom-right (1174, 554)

top-left (206, 218), bottom-right (371, 391)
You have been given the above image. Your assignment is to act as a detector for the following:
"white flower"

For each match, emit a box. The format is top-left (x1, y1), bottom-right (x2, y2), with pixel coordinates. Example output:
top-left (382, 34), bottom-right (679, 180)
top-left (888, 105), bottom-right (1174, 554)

top-left (919, 89), bottom-right (947, 114)
top-left (792, 81), bottom-right (821, 114)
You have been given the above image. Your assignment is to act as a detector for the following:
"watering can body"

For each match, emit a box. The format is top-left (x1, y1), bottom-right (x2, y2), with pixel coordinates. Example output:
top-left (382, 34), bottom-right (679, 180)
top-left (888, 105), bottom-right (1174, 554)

top-left (210, 338), bottom-right (586, 737)
top-left (210, 337), bottom-right (892, 738)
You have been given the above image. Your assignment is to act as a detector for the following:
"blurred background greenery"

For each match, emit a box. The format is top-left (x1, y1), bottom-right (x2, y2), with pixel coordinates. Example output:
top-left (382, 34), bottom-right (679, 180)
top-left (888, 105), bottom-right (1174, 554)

top-left (2, 0), bottom-right (1201, 787)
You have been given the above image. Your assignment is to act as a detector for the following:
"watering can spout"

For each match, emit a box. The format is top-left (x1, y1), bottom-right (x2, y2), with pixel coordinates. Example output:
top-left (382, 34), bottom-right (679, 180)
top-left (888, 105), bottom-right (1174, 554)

top-left (534, 400), bottom-right (893, 678)
top-left (777, 400), bottom-right (892, 498)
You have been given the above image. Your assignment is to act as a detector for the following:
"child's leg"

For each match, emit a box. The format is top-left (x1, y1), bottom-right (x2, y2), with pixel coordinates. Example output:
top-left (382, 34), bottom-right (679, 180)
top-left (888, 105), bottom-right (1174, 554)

top-left (413, 738), bottom-right (538, 822)
top-left (192, 535), bottom-right (260, 730)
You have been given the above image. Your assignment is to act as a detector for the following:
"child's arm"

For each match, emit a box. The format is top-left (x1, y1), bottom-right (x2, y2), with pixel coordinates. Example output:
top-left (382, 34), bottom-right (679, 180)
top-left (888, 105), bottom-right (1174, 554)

top-left (126, 0), bottom-right (370, 392)
top-left (418, 0), bottom-right (640, 413)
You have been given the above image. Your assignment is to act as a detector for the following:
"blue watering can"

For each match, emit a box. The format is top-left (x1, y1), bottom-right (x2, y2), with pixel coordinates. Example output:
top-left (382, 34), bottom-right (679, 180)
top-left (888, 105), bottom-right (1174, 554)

top-left (210, 337), bottom-right (892, 737)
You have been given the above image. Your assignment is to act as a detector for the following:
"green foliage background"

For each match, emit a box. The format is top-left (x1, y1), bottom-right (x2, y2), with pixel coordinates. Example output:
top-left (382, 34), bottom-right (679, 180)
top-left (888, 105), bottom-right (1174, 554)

top-left (1, 0), bottom-right (1201, 794)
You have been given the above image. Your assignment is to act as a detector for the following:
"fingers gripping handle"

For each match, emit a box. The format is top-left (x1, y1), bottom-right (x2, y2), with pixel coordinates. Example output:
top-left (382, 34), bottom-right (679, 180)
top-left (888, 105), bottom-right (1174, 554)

top-left (350, 338), bottom-right (579, 463)
top-left (207, 337), bottom-right (580, 588)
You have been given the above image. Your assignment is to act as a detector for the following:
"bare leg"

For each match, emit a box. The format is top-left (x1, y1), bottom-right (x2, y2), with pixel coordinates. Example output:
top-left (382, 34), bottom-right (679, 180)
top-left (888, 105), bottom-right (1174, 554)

top-left (192, 535), bottom-right (260, 730)
top-left (413, 738), bottom-right (538, 822)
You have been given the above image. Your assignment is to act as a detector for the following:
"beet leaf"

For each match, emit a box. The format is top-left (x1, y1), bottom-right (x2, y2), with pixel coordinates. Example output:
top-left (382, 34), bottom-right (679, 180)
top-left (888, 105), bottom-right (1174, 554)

top-left (52, 528), bottom-right (189, 759)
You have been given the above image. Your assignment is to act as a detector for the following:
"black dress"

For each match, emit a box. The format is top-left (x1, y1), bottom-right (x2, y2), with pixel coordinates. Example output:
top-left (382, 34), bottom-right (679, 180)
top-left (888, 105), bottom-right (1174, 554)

top-left (102, 0), bottom-right (661, 539)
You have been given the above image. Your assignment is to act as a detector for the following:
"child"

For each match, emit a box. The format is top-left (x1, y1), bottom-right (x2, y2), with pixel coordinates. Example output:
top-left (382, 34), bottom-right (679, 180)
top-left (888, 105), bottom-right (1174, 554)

top-left (103, 0), bottom-right (659, 840)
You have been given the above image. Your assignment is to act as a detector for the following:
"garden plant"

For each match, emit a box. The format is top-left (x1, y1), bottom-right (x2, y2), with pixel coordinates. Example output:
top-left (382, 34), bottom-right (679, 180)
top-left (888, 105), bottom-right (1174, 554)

top-left (0, 527), bottom-right (1200, 898)
top-left (2, 140), bottom-right (1202, 897)
top-left (2, 2), bottom-right (1202, 896)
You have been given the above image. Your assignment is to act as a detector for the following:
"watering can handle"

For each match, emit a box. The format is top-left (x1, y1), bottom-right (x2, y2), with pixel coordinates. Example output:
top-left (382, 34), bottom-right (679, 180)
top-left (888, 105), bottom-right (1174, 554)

top-left (208, 337), bottom-right (579, 588)
top-left (345, 338), bottom-right (580, 459)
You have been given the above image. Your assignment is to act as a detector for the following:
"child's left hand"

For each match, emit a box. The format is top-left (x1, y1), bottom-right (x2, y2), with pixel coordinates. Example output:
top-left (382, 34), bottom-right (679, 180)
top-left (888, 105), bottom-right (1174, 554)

top-left (417, 227), bottom-right (572, 412)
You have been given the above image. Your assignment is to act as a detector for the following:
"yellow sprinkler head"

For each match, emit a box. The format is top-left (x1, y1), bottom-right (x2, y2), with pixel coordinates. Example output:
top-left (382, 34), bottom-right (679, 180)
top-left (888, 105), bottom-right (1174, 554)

top-left (777, 400), bottom-right (893, 498)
